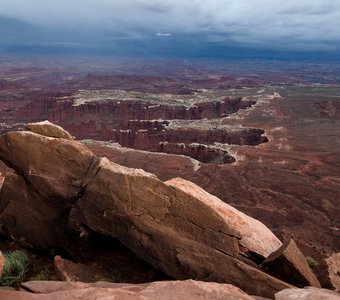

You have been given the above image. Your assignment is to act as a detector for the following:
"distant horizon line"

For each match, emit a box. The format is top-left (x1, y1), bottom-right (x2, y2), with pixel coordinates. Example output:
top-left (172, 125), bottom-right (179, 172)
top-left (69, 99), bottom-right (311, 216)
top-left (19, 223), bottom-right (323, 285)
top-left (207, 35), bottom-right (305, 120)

top-left (2, 44), bottom-right (340, 62)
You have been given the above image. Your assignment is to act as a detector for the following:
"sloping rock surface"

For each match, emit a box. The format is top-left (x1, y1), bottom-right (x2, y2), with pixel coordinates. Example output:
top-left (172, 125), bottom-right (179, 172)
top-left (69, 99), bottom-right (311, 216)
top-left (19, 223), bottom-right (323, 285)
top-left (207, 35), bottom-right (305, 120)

top-left (165, 177), bottom-right (282, 258)
top-left (275, 287), bottom-right (340, 300)
top-left (80, 156), bottom-right (291, 297)
top-left (0, 280), bottom-right (257, 300)
top-left (262, 238), bottom-right (320, 287)
top-left (0, 123), bottom-right (292, 297)
top-left (25, 120), bottom-right (74, 140)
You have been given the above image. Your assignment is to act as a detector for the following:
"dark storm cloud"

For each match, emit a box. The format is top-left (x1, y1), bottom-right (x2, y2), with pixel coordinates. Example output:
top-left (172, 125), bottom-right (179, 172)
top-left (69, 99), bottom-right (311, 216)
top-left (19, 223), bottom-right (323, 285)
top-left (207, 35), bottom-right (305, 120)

top-left (1, 0), bottom-right (340, 53)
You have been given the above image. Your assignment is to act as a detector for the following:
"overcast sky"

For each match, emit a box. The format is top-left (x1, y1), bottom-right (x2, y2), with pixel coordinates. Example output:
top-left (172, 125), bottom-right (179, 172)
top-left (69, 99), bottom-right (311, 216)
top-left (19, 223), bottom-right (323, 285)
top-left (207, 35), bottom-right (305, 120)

top-left (1, 0), bottom-right (340, 56)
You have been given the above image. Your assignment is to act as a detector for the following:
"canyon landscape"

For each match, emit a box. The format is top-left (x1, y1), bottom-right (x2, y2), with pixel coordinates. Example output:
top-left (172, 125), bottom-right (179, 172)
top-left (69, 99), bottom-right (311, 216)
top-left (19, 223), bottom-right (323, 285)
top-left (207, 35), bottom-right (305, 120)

top-left (0, 57), bottom-right (339, 299)
top-left (1, 0), bottom-right (340, 298)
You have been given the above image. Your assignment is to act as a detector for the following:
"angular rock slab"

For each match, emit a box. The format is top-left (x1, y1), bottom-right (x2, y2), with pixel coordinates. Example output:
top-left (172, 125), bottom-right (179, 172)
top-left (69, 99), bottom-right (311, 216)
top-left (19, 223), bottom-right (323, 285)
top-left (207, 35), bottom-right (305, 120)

top-left (81, 157), bottom-right (240, 256)
top-left (165, 177), bottom-right (282, 258)
top-left (0, 280), bottom-right (257, 300)
top-left (275, 287), bottom-right (340, 300)
top-left (262, 238), bottom-right (320, 287)
top-left (80, 157), bottom-right (291, 298)
top-left (0, 125), bottom-right (291, 297)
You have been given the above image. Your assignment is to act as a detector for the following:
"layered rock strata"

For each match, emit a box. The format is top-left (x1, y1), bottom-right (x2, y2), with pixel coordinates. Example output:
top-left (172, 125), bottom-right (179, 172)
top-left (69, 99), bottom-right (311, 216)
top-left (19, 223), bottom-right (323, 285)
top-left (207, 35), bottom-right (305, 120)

top-left (9, 96), bottom-right (267, 164)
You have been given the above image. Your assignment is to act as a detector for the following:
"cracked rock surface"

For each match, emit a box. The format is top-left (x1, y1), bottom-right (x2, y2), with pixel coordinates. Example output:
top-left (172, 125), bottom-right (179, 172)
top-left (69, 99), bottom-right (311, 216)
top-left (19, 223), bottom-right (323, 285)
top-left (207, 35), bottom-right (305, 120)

top-left (0, 122), bottom-right (292, 298)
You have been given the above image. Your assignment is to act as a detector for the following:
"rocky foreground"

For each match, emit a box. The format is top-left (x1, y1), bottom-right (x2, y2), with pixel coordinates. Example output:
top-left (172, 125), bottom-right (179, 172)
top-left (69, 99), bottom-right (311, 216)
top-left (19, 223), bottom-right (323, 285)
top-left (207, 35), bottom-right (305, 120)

top-left (0, 121), bottom-right (339, 299)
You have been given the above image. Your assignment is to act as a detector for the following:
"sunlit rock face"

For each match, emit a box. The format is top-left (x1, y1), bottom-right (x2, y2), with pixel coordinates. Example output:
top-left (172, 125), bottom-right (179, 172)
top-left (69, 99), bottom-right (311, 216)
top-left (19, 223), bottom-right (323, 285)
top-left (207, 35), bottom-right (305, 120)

top-left (0, 123), bottom-right (293, 298)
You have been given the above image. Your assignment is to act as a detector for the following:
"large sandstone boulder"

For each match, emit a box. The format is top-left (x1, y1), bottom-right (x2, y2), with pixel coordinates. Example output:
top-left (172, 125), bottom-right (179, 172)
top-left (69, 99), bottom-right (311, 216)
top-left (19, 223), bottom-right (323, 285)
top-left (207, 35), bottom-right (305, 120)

top-left (25, 120), bottom-right (74, 140)
top-left (80, 157), bottom-right (291, 298)
top-left (0, 130), bottom-right (98, 248)
top-left (0, 124), bottom-right (292, 297)
top-left (262, 239), bottom-right (320, 287)
top-left (165, 177), bottom-right (282, 258)
top-left (0, 130), bottom-right (97, 200)
top-left (0, 173), bottom-right (66, 248)
top-left (0, 280), bottom-right (258, 300)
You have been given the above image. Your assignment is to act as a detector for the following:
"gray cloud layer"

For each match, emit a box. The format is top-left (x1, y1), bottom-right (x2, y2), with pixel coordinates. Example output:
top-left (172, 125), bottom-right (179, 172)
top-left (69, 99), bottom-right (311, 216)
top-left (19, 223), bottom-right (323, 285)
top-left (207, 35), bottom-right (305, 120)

top-left (1, 0), bottom-right (340, 51)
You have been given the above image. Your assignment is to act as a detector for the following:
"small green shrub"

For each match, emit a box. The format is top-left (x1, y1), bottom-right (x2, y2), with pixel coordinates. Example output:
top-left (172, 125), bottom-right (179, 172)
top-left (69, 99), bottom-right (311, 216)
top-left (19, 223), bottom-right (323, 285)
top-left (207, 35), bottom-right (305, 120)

top-left (306, 256), bottom-right (319, 269)
top-left (0, 250), bottom-right (29, 287)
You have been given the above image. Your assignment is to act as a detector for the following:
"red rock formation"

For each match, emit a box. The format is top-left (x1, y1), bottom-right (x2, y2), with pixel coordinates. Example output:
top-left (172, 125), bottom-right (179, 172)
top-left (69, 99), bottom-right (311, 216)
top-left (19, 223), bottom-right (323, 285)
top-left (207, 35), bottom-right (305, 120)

top-left (45, 98), bottom-right (255, 126)
top-left (0, 124), bottom-right (292, 298)
top-left (316, 253), bottom-right (340, 291)
top-left (10, 97), bottom-right (265, 164)
top-left (261, 239), bottom-right (321, 287)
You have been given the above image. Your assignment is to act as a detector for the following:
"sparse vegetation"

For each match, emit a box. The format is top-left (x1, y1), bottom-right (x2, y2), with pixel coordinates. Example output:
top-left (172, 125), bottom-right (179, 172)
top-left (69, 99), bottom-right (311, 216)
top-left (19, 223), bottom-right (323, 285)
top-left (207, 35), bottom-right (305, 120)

top-left (29, 269), bottom-right (58, 281)
top-left (93, 274), bottom-right (117, 283)
top-left (0, 250), bottom-right (29, 287)
top-left (306, 256), bottom-right (319, 269)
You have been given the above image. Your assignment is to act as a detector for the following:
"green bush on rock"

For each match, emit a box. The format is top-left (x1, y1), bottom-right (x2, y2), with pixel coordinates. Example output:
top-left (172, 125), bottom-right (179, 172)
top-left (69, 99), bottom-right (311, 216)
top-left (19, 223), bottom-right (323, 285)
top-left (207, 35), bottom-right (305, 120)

top-left (0, 250), bottom-right (29, 287)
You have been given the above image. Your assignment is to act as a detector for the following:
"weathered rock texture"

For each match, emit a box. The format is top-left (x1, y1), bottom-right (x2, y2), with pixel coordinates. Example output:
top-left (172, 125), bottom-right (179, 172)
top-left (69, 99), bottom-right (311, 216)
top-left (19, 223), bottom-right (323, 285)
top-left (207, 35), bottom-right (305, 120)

top-left (25, 120), bottom-right (74, 140)
top-left (0, 123), bottom-right (293, 298)
top-left (165, 177), bottom-right (282, 258)
top-left (275, 287), bottom-right (340, 300)
top-left (80, 157), bottom-right (290, 297)
top-left (0, 130), bottom-right (96, 200)
top-left (316, 253), bottom-right (340, 291)
top-left (262, 239), bottom-right (320, 287)
top-left (0, 280), bottom-right (258, 300)
top-left (0, 130), bottom-right (99, 248)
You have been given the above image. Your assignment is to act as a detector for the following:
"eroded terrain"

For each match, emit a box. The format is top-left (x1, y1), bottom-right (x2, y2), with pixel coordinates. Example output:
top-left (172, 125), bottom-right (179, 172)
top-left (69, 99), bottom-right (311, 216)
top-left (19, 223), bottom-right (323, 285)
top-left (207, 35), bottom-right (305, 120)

top-left (0, 57), bottom-right (339, 261)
